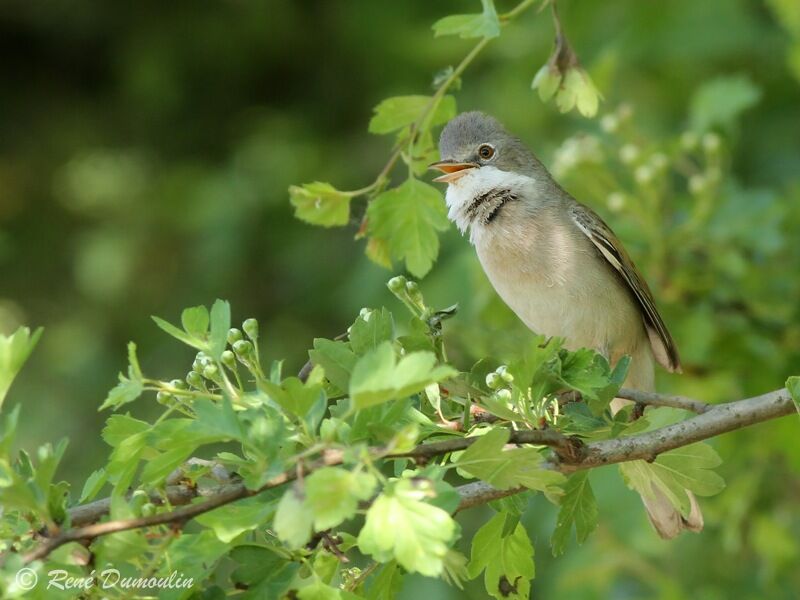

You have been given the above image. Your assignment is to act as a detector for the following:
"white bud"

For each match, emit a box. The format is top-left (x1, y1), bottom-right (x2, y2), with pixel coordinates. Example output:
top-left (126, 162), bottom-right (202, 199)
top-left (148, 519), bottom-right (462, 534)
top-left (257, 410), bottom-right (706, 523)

top-left (689, 175), bottom-right (706, 195)
top-left (619, 144), bottom-right (639, 165)
top-left (607, 192), bottom-right (626, 212)
top-left (485, 372), bottom-right (502, 390)
top-left (635, 165), bottom-right (654, 185)
top-left (617, 103), bottom-right (633, 121)
top-left (650, 153), bottom-right (668, 170)
top-left (702, 132), bottom-right (721, 153)
top-left (600, 114), bottom-right (619, 133)
top-left (496, 389), bottom-right (512, 401)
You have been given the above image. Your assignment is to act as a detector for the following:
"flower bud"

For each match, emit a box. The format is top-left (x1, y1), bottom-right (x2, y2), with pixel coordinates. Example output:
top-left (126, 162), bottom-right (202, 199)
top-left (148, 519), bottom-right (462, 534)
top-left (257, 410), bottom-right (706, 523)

top-left (169, 379), bottom-right (188, 390)
top-left (186, 371), bottom-right (204, 388)
top-left (496, 365), bottom-right (514, 383)
top-left (689, 175), bottom-right (707, 195)
top-left (405, 280), bottom-right (423, 304)
top-left (600, 114), bottom-right (619, 133)
top-left (607, 192), bottom-right (626, 212)
top-left (702, 132), bottom-right (721, 153)
top-left (233, 340), bottom-right (254, 357)
top-left (635, 165), bottom-right (654, 185)
top-left (616, 103), bottom-right (633, 121)
top-left (650, 153), bottom-right (668, 171)
top-left (141, 503), bottom-right (156, 517)
top-left (496, 388), bottom-right (512, 401)
top-left (156, 391), bottom-right (174, 404)
top-left (619, 144), bottom-right (640, 164)
top-left (202, 364), bottom-right (219, 380)
top-left (227, 328), bottom-right (243, 345)
top-left (387, 276), bottom-right (407, 294)
top-left (531, 64), bottom-right (561, 102)
top-left (221, 350), bottom-right (236, 369)
top-left (242, 318), bottom-right (259, 341)
top-left (485, 372), bottom-right (503, 390)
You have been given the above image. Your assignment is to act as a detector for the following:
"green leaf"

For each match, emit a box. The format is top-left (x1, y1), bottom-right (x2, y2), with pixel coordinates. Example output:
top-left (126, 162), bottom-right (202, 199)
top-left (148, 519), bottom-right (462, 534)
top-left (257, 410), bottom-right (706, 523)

top-left (358, 479), bottom-right (456, 576)
top-left (298, 581), bottom-right (342, 600)
top-left (196, 496), bottom-right (276, 543)
top-left (102, 414), bottom-right (149, 447)
top-left (309, 338), bottom-right (357, 393)
top-left (181, 305), bottom-right (210, 338)
top-left (98, 376), bottom-right (144, 412)
top-left (190, 397), bottom-right (243, 442)
top-left (550, 471), bottom-right (598, 556)
top-left (468, 511), bottom-right (535, 600)
top-left (261, 376), bottom-right (325, 420)
top-left (0, 326), bottom-right (43, 410)
top-left (305, 467), bottom-right (377, 530)
top-left (367, 179), bottom-right (449, 277)
top-left (349, 308), bottom-right (394, 355)
top-left (349, 341), bottom-right (456, 409)
top-left (79, 468), bottom-right (107, 503)
top-left (366, 562), bottom-right (403, 600)
top-left (619, 442), bottom-right (725, 516)
top-left (787, 376), bottom-right (800, 418)
top-left (290, 181), bottom-right (351, 227)
top-left (368, 95), bottom-right (456, 135)
top-left (274, 486), bottom-right (314, 548)
top-left (229, 544), bottom-right (285, 588)
top-left (432, 0), bottom-right (500, 39)
top-left (209, 299), bottom-right (231, 360)
top-left (152, 315), bottom-right (206, 350)
top-left (690, 74), bottom-right (761, 132)
top-left (456, 428), bottom-right (566, 492)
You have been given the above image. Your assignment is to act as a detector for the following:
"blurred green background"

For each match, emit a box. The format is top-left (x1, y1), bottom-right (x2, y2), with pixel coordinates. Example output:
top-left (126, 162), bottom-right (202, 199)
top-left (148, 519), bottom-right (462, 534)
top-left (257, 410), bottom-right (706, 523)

top-left (1, 0), bottom-right (799, 597)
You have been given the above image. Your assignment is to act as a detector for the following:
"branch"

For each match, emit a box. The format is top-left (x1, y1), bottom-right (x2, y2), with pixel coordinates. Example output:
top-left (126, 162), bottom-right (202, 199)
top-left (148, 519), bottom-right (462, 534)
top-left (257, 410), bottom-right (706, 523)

top-left (456, 387), bottom-right (795, 508)
top-left (20, 387), bottom-right (795, 564)
top-left (616, 387), bottom-right (711, 413)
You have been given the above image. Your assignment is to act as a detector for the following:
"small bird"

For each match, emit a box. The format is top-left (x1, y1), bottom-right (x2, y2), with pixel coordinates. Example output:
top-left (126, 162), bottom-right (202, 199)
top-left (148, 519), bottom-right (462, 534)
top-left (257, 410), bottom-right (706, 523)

top-left (430, 111), bottom-right (702, 539)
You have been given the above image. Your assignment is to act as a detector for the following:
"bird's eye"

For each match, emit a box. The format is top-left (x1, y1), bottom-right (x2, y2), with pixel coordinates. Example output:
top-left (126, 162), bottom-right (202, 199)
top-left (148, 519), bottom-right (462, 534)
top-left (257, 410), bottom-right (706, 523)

top-left (478, 144), bottom-right (495, 160)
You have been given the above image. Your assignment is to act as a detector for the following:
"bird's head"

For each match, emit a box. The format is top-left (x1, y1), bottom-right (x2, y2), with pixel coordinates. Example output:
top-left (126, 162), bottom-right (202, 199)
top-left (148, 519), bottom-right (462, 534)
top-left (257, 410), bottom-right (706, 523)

top-left (429, 111), bottom-right (538, 183)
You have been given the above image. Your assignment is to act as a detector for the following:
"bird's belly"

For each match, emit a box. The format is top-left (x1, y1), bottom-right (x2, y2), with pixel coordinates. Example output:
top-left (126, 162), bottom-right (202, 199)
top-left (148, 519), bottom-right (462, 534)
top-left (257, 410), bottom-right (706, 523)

top-left (477, 244), bottom-right (642, 355)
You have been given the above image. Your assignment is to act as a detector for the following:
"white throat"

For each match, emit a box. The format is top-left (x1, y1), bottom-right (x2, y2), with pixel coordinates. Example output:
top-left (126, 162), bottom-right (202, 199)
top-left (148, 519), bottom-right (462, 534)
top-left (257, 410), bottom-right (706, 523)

top-left (444, 165), bottom-right (534, 243)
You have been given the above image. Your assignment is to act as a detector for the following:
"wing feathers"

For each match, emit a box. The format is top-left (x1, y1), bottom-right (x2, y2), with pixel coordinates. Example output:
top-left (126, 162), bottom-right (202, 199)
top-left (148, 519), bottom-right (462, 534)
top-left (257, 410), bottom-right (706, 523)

top-left (570, 204), bottom-right (682, 373)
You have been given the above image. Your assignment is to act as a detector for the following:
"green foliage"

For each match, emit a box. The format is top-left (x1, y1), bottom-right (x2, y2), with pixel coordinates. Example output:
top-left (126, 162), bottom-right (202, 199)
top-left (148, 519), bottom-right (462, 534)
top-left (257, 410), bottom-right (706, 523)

top-left (290, 182), bottom-right (353, 227)
top-left (349, 341), bottom-right (456, 409)
top-left (432, 0), bottom-right (501, 40)
top-left (468, 511), bottom-right (535, 600)
top-left (0, 327), bottom-right (42, 410)
top-left (689, 75), bottom-right (762, 132)
top-left (0, 280), bottom-right (739, 598)
top-left (619, 443), bottom-right (725, 516)
top-left (550, 471), bottom-right (598, 556)
top-left (358, 478), bottom-right (456, 576)
top-left (366, 179), bottom-right (450, 278)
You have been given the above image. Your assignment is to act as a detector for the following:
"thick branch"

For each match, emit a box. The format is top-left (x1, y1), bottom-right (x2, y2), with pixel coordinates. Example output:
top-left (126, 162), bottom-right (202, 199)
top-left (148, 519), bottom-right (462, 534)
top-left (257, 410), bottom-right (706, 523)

top-left (21, 387), bottom-right (795, 564)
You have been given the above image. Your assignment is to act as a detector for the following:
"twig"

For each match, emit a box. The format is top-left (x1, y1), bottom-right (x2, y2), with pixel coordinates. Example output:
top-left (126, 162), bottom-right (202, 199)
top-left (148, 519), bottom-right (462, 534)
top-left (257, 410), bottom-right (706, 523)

top-left (616, 387), bottom-right (711, 414)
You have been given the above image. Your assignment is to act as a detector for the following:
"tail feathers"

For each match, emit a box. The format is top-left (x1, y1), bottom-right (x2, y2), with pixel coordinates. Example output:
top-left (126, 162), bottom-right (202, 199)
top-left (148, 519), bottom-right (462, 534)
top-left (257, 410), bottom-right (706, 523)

top-left (641, 488), bottom-right (704, 539)
top-left (614, 341), bottom-right (704, 539)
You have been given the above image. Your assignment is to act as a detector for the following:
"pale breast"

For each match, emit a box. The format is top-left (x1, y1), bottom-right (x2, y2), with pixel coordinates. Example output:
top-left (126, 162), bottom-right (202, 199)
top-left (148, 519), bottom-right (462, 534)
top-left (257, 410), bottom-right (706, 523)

top-left (474, 209), bottom-right (645, 357)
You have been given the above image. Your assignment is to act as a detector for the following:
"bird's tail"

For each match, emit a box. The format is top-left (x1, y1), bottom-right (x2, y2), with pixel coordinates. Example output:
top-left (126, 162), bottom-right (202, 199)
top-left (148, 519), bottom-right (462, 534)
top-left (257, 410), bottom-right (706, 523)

top-left (612, 342), bottom-right (704, 539)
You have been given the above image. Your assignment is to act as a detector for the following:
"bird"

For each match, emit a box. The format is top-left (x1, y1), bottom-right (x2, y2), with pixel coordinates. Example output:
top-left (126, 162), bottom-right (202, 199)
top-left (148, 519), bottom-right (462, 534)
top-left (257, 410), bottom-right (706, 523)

top-left (430, 111), bottom-right (702, 539)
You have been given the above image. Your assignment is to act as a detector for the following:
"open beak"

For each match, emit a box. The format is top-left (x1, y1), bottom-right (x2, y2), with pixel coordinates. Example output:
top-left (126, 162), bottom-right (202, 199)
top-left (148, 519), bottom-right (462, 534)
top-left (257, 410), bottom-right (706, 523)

top-left (429, 160), bottom-right (479, 183)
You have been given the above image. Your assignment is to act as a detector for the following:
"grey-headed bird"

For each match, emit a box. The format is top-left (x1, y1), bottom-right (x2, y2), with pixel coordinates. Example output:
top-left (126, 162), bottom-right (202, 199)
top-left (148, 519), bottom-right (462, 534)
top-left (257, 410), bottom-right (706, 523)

top-left (430, 111), bottom-right (701, 539)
